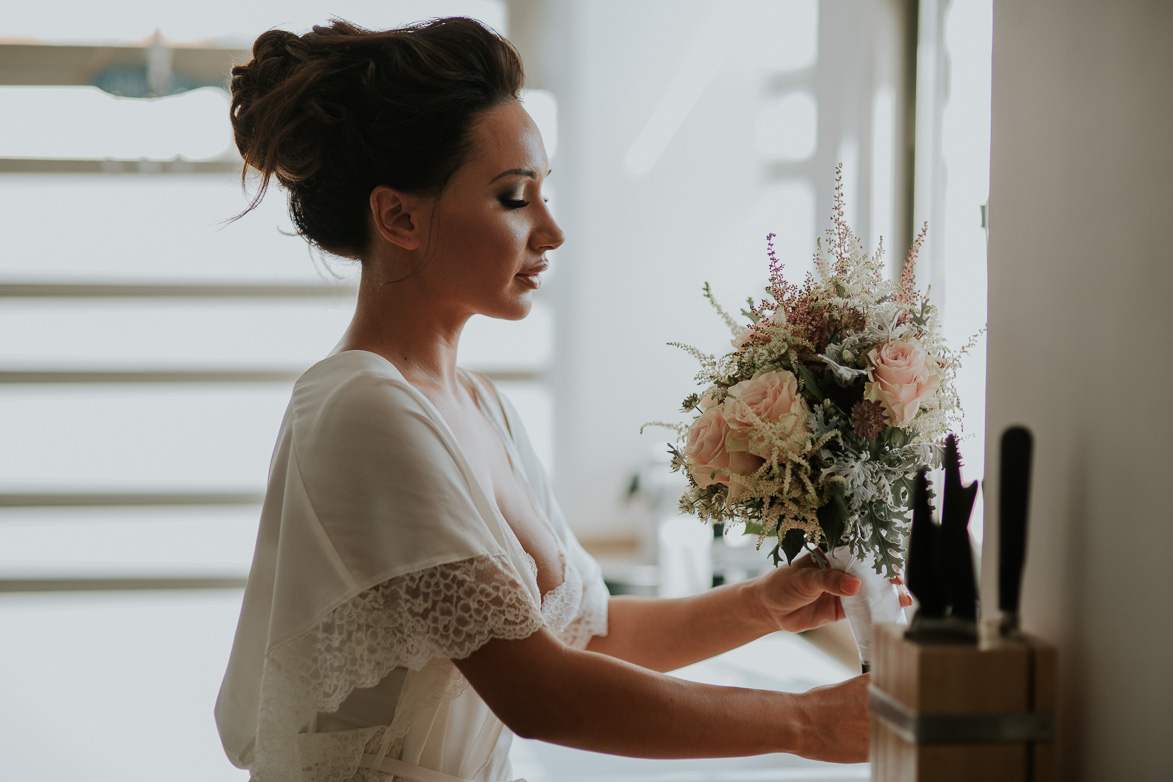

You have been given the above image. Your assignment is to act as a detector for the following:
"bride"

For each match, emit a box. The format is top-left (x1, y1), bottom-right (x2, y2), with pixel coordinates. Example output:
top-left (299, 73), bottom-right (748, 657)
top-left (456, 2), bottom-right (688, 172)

top-left (215, 17), bottom-right (871, 782)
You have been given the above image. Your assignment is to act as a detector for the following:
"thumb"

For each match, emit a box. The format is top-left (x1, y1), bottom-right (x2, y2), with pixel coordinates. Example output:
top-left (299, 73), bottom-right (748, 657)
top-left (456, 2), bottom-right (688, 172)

top-left (821, 568), bottom-right (861, 597)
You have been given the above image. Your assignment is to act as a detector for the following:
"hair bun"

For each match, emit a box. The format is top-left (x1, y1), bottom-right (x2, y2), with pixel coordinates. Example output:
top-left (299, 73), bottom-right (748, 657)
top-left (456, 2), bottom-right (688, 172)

top-left (230, 18), bottom-right (524, 258)
top-left (229, 29), bottom-right (325, 190)
top-left (236, 30), bottom-right (307, 88)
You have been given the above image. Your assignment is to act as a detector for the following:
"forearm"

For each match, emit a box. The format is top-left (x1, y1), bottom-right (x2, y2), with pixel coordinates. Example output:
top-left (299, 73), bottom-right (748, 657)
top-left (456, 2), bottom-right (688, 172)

top-left (587, 556), bottom-right (862, 671)
top-left (458, 632), bottom-right (844, 761)
top-left (586, 578), bottom-right (774, 672)
top-left (530, 645), bottom-right (804, 757)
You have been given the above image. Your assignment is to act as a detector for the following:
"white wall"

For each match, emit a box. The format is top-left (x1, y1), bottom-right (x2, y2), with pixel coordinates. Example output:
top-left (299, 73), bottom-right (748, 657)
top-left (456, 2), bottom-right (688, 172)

top-left (985, 2), bottom-right (1173, 778)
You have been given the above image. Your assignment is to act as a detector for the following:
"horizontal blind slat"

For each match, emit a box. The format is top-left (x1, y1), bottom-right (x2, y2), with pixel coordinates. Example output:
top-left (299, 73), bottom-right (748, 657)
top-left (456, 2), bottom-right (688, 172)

top-left (0, 577), bottom-right (247, 593)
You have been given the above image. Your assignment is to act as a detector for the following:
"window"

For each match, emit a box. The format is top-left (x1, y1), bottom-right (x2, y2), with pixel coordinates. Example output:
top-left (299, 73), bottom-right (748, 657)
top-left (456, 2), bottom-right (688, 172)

top-left (0, 5), bottom-right (545, 781)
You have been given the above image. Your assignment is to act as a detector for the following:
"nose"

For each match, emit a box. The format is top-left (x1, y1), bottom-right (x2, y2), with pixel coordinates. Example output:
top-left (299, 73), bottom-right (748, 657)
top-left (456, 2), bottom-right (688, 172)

top-left (533, 201), bottom-right (565, 252)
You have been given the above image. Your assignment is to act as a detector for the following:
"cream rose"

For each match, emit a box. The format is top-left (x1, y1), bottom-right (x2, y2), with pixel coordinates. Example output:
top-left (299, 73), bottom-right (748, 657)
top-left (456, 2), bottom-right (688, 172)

top-left (683, 406), bottom-right (732, 488)
top-left (864, 340), bottom-right (940, 427)
top-left (723, 370), bottom-right (811, 460)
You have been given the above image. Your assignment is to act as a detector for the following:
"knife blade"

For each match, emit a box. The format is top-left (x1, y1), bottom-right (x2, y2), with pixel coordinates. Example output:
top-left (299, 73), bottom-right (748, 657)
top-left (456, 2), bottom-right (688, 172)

top-left (998, 426), bottom-right (1033, 636)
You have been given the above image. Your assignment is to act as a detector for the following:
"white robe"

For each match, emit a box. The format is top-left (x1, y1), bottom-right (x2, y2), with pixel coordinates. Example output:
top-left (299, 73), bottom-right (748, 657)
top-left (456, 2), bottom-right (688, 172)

top-left (215, 351), bottom-right (610, 781)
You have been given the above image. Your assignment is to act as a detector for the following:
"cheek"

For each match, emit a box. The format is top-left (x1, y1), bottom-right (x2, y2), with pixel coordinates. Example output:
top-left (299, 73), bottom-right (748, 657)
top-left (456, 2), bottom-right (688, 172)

top-left (503, 220), bottom-right (532, 255)
top-left (472, 217), bottom-right (529, 262)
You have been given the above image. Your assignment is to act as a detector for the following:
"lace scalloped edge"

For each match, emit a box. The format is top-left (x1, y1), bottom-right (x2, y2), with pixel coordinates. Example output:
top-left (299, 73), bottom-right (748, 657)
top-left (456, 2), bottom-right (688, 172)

top-left (275, 553), bottom-right (544, 713)
top-left (249, 554), bottom-right (545, 779)
top-left (247, 552), bottom-right (613, 780)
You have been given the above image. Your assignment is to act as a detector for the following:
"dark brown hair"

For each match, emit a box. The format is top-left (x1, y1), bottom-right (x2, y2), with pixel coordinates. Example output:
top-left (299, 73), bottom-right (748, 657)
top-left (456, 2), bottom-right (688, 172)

top-left (229, 17), bottom-right (524, 258)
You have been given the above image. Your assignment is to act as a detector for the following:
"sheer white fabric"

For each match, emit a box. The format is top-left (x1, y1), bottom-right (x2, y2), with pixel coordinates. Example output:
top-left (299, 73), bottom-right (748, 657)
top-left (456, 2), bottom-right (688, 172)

top-left (215, 351), bottom-right (609, 782)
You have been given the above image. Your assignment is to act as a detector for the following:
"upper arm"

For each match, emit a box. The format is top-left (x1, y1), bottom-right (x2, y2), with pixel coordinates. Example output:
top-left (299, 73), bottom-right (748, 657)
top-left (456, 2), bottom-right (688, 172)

top-left (452, 625), bottom-right (581, 739)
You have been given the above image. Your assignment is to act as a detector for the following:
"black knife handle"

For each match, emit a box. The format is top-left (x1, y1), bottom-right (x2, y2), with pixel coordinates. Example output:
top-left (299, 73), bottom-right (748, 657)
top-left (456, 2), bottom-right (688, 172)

top-left (999, 426), bottom-right (1033, 617)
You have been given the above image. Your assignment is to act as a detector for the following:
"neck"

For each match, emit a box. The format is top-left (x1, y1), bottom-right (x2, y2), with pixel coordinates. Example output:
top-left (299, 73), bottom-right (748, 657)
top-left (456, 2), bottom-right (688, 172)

top-left (334, 265), bottom-right (470, 394)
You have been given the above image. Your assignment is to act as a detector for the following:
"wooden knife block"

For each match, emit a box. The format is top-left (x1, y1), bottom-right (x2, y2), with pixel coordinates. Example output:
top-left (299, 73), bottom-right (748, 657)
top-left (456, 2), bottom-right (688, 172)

top-left (870, 622), bottom-right (1057, 782)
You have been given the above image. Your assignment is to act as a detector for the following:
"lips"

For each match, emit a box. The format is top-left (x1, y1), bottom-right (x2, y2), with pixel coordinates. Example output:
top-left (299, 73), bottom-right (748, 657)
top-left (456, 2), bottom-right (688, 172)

top-left (516, 261), bottom-right (548, 289)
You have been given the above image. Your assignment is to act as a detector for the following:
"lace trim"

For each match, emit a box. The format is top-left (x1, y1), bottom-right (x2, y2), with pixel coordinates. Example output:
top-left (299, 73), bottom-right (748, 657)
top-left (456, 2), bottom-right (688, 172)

top-left (251, 554), bottom-right (544, 781)
top-left (561, 559), bottom-right (610, 650)
top-left (248, 551), bottom-right (608, 780)
top-left (523, 548), bottom-right (607, 650)
top-left (314, 555), bottom-right (543, 710)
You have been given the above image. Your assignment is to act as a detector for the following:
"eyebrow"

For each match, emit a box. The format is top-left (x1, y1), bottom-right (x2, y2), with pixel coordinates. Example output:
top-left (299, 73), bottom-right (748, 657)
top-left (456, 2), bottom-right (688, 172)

top-left (488, 168), bottom-right (551, 184)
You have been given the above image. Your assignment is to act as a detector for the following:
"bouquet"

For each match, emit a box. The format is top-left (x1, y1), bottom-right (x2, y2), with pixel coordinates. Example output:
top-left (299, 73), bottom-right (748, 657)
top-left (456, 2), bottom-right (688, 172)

top-left (655, 167), bottom-right (974, 667)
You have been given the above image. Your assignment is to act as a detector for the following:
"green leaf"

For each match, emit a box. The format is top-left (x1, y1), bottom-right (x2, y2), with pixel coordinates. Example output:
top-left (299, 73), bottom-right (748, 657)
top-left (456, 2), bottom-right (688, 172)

top-left (780, 528), bottom-right (807, 565)
top-left (797, 365), bottom-right (826, 401)
top-left (858, 500), bottom-right (911, 577)
top-left (817, 484), bottom-right (849, 550)
top-left (742, 297), bottom-right (762, 324)
top-left (769, 542), bottom-right (785, 567)
top-left (892, 475), bottom-right (914, 507)
top-left (879, 426), bottom-right (910, 450)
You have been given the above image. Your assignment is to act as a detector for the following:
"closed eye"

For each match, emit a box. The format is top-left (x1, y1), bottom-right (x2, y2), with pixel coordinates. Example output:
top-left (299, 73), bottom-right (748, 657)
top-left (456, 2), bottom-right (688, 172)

top-left (499, 196), bottom-right (550, 209)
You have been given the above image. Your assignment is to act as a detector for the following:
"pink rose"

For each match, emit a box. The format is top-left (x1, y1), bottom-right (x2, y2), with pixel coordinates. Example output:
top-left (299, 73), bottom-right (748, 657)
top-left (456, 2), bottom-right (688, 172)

top-left (684, 407), bottom-right (732, 488)
top-left (723, 370), bottom-right (811, 460)
top-left (864, 340), bottom-right (940, 427)
top-left (684, 406), bottom-right (765, 489)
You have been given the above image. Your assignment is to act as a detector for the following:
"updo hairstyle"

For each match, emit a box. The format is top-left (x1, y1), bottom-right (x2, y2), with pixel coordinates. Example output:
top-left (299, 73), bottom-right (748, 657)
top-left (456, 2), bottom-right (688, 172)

top-left (229, 17), bottom-right (525, 258)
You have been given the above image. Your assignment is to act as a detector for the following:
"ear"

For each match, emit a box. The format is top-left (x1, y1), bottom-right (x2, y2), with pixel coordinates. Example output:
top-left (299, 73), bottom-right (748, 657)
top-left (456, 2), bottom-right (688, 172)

top-left (369, 186), bottom-right (430, 250)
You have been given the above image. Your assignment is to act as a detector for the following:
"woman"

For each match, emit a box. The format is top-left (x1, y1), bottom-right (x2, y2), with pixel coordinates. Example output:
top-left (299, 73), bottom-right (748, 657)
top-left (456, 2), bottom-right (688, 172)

top-left (215, 17), bottom-right (871, 782)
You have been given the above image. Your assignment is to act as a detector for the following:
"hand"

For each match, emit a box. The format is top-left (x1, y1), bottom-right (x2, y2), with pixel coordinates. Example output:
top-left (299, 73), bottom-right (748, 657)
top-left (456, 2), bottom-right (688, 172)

top-left (794, 673), bottom-right (871, 763)
top-left (755, 554), bottom-right (914, 634)
top-left (754, 553), bottom-right (862, 633)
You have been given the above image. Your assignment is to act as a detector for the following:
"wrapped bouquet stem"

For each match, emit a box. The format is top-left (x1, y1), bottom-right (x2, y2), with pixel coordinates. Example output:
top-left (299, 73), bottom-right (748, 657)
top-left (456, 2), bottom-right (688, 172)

top-left (651, 166), bottom-right (979, 671)
top-left (820, 546), bottom-right (905, 671)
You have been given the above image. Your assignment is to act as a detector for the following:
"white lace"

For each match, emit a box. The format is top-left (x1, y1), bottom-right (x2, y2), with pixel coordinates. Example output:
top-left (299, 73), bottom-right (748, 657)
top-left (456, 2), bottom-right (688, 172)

top-left (531, 550), bottom-right (609, 651)
top-left (250, 550), bottom-right (607, 781)
top-left (253, 554), bottom-right (541, 781)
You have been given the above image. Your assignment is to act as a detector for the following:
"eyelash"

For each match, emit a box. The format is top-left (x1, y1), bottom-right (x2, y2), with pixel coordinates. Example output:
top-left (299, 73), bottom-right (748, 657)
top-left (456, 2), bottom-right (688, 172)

top-left (499, 196), bottom-right (550, 210)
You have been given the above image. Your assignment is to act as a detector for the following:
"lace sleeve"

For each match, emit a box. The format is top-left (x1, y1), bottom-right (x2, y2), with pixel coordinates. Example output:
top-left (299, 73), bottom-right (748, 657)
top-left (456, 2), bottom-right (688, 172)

top-left (273, 553), bottom-right (545, 714)
top-left (249, 554), bottom-right (545, 779)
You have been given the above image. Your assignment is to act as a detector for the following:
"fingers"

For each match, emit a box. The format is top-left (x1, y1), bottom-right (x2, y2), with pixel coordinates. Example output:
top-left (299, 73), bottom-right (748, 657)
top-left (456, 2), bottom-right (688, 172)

top-left (804, 566), bottom-right (860, 597)
top-left (888, 576), bottom-right (913, 606)
top-left (788, 560), bottom-right (911, 607)
top-left (803, 564), bottom-right (912, 604)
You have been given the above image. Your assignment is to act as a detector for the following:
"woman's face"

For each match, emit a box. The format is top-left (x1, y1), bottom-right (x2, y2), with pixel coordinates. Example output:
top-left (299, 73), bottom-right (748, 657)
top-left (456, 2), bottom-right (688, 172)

top-left (420, 100), bottom-right (564, 322)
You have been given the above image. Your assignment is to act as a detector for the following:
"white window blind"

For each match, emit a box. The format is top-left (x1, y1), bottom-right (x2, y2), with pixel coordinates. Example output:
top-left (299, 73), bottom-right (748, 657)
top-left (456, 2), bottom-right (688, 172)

top-left (0, 5), bottom-right (556, 781)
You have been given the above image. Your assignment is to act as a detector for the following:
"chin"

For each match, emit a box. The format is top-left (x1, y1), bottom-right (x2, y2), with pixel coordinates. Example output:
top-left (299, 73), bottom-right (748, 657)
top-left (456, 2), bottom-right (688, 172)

top-left (484, 297), bottom-right (533, 321)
